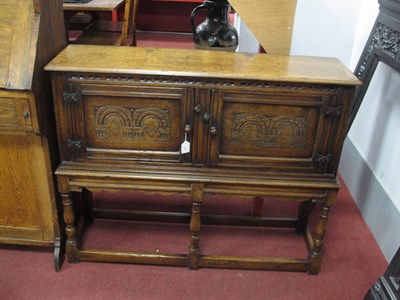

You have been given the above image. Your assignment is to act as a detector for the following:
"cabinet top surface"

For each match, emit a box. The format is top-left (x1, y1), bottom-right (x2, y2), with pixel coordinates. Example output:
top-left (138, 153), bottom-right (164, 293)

top-left (45, 45), bottom-right (360, 86)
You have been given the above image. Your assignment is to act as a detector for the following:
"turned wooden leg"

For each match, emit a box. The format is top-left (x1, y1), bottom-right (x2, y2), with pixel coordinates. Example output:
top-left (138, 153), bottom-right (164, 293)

top-left (188, 183), bottom-right (204, 270)
top-left (296, 199), bottom-right (316, 234)
top-left (309, 190), bottom-right (337, 274)
top-left (61, 192), bottom-right (78, 263)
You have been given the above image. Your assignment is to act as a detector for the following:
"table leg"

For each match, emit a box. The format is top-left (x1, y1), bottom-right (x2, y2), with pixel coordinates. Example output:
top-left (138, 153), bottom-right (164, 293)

top-left (61, 192), bottom-right (78, 263)
top-left (309, 189), bottom-right (337, 274)
top-left (188, 183), bottom-right (204, 270)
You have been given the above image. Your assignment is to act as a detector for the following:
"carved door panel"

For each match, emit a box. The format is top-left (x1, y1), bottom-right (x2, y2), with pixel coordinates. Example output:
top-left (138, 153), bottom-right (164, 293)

top-left (209, 89), bottom-right (345, 174)
top-left (63, 84), bottom-right (194, 164)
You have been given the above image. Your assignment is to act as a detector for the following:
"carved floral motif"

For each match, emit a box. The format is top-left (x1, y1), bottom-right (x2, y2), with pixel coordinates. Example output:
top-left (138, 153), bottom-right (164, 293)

top-left (374, 24), bottom-right (400, 58)
top-left (357, 23), bottom-right (400, 78)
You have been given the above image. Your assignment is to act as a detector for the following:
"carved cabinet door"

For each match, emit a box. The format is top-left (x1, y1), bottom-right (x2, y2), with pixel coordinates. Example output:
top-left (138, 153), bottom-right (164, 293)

top-left (208, 88), bottom-right (348, 175)
top-left (60, 83), bottom-right (194, 164)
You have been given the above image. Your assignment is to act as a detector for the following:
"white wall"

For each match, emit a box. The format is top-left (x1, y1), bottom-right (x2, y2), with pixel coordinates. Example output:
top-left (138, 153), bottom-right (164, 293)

top-left (350, 64), bottom-right (400, 212)
top-left (234, 15), bottom-right (260, 53)
top-left (290, 0), bottom-right (400, 261)
top-left (342, 61), bottom-right (400, 262)
top-left (348, 0), bottom-right (380, 70)
top-left (291, 0), bottom-right (362, 65)
top-left (236, 0), bottom-right (400, 261)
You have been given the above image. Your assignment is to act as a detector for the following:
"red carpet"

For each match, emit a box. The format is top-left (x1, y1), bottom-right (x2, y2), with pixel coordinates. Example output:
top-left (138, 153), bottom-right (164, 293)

top-left (0, 176), bottom-right (388, 300)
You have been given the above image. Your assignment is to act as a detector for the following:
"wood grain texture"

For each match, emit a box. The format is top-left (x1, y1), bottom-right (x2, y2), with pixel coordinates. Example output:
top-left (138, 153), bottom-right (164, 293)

top-left (0, 2), bottom-right (14, 88)
top-left (63, 0), bottom-right (125, 11)
top-left (0, 0), bottom-right (38, 90)
top-left (0, 134), bottom-right (55, 241)
top-left (229, 0), bottom-right (297, 54)
top-left (73, 0), bottom-right (137, 46)
top-left (45, 45), bottom-right (360, 86)
top-left (0, 0), bottom-right (66, 265)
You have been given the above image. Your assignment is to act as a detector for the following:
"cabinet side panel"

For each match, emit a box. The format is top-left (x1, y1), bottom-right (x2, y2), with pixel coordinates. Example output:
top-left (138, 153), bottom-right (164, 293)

top-left (0, 134), bottom-right (55, 241)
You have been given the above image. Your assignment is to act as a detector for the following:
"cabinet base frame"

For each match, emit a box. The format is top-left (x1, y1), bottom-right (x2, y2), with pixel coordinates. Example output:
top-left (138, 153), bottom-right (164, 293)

top-left (77, 249), bottom-right (310, 272)
top-left (56, 165), bottom-right (339, 274)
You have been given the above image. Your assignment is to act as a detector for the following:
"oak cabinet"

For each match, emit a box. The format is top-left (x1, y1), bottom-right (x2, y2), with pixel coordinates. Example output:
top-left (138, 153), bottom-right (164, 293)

top-left (46, 45), bottom-right (360, 273)
top-left (0, 0), bottom-right (66, 271)
top-left (53, 78), bottom-right (347, 175)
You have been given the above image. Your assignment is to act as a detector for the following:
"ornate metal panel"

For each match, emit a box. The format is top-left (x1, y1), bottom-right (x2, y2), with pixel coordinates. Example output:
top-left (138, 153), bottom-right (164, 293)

top-left (349, 0), bottom-right (400, 130)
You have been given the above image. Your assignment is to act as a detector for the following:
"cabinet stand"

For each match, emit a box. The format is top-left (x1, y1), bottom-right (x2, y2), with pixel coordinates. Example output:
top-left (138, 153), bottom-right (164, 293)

top-left (57, 164), bottom-right (339, 274)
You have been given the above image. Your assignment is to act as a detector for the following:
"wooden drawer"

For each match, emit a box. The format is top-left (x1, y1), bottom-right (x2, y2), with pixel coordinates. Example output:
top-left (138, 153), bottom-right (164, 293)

top-left (0, 96), bottom-right (33, 132)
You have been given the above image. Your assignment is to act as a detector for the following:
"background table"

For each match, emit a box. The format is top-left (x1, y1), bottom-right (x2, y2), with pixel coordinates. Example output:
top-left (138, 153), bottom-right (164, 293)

top-left (63, 0), bottom-right (125, 21)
